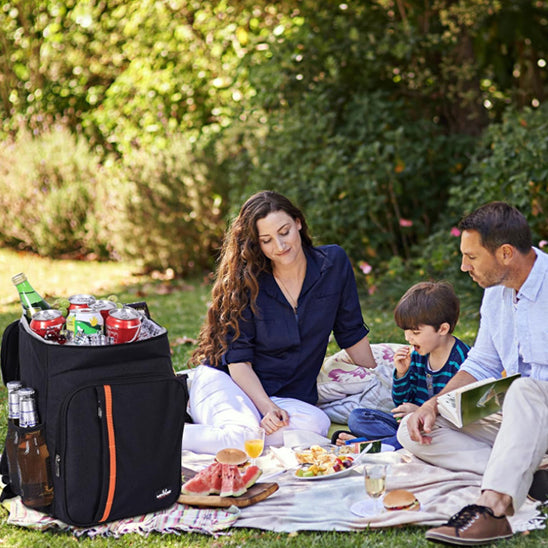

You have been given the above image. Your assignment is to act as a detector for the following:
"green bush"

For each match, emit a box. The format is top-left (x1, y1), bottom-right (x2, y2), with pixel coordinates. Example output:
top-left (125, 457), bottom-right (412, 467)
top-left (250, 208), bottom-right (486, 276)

top-left (223, 90), bottom-right (473, 268)
top-left (0, 127), bottom-right (109, 258)
top-left (0, 129), bottom-right (228, 275)
top-left (406, 102), bottom-right (548, 286)
top-left (379, 102), bottom-right (548, 313)
top-left (447, 103), bottom-right (548, 243)
top-left (96, 137), bottom-right (227, 275)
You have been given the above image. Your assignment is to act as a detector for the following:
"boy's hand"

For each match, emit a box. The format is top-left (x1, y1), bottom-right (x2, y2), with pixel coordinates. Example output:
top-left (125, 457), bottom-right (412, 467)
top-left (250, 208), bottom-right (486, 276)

top-left (391, 402), bottom-right (419, 420)
top-left (393, 345), bottom-right (412, 378)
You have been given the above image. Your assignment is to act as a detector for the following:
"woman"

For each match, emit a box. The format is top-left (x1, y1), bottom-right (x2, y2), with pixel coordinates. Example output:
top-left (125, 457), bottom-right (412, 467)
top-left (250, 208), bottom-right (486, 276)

top-left (183, 191), bottom-right (377, 454)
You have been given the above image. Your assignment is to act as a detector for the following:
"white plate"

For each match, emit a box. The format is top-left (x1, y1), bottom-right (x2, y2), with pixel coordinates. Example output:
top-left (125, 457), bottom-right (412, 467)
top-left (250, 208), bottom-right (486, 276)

top-left (293, 465), bottom-right (353, 481)
top-left (350, 498), bottom-right (383, 517)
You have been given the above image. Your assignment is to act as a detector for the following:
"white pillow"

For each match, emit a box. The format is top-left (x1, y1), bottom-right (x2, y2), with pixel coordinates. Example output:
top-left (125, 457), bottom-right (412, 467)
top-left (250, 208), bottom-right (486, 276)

top-left (317, 343), bottom-right (406, 404)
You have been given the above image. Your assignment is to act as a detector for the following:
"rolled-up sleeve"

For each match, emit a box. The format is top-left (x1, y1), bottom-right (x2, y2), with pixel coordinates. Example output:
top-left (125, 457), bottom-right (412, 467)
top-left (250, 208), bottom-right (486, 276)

top-left (223, 307), bottom-right (255, 366)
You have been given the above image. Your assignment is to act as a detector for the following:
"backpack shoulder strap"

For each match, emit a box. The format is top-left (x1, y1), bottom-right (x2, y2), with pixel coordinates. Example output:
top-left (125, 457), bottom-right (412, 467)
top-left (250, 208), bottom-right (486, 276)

top-left (176, 372), bottom-right (193, 424)
top-left (1, 320), bottom-right (21, 386)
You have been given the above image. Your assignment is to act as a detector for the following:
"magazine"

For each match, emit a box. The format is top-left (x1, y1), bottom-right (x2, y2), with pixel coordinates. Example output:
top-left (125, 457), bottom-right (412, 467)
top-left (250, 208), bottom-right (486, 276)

top-left (437, 373), bottom-right (521, 428)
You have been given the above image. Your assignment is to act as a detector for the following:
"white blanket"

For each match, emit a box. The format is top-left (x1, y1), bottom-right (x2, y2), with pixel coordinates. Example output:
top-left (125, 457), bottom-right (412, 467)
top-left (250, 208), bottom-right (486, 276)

top-left (182, 447), bottom-right (545, 534)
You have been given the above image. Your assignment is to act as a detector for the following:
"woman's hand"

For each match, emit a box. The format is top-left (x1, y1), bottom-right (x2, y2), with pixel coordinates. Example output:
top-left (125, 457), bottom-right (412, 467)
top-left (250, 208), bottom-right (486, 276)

top-left (391, 402), bottom-right (419, 420)
top-left (227, 361), bottom-right (290, 435)
top-left (260, 406), bottom-right (290, 435)
top-left (393, 346), bottom-right (412, 378)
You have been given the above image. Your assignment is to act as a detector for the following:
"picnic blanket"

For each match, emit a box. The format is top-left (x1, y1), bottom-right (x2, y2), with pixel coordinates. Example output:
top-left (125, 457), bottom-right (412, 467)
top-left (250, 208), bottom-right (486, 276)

top-left (181, 446), bottom-right (546, 534)
top-left (3, 445), bottom-right (545, 537)
top-left (1, 494), bottom-right (239, 538)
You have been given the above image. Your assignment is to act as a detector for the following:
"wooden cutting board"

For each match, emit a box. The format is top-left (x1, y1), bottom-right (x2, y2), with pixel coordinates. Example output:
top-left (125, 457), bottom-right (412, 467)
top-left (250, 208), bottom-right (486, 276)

top-left (178, 467), bottom-right (279, 508)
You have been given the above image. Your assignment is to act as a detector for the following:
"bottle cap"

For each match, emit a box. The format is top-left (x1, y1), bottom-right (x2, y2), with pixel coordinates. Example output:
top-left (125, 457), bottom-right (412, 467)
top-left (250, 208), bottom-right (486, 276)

top-left (12, 272), bottom-right (26, 285)
top-left (6, 380), bottom-right (23, 392)
top-left (18, 387), bottom-right (36, 399)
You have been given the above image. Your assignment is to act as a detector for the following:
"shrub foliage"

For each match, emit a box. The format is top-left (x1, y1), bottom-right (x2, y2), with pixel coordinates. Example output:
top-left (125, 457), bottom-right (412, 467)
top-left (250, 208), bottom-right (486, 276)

top-left (0, 128), bottom-right (108, 258)
top-left (0, 1), bottom-right (547, 278)
top-left (97, 138), bottom-right (226, 275)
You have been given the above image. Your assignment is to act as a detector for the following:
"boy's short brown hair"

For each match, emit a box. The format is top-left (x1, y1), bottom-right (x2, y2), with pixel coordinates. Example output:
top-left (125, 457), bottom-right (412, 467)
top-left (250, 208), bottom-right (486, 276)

top-left (394, 281), bottom-right (460, 333)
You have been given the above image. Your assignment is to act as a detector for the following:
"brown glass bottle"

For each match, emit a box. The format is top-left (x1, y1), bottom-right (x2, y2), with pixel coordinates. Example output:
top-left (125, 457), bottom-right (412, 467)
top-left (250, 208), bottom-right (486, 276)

top-left (5, 380), bottom-right (22, 495)
top-left (17, 388), bottom-right (54, 511)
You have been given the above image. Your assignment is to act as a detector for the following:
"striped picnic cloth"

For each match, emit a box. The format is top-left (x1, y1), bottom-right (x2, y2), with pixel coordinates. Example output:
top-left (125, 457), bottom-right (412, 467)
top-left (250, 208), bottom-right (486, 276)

top-left (3, 496), bottom-right (240, 538)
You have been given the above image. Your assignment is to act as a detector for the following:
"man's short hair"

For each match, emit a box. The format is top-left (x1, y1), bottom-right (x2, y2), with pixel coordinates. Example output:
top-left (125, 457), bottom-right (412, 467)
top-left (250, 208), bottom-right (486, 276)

top-left (394, 281), bottom-right (460, 333)
top-left (458, 201), bottom-right (532, 254)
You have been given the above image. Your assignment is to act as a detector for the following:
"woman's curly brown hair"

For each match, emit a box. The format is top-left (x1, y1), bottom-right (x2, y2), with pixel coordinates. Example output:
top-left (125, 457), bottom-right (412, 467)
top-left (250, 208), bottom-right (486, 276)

top-left (190, 191), bottom-right (312, 367)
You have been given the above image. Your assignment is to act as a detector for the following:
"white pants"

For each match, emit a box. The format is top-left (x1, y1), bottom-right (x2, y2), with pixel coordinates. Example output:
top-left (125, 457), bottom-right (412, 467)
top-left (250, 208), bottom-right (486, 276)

top-left (397, 377), bottom-right (548, 513)
top-left (182, 365), bottom-right (331, 454)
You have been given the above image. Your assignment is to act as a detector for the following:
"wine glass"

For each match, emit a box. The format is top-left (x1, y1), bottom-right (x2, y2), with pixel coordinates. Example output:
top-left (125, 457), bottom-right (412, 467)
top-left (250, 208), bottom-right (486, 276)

top-left (364, 463), bottom-right (387, 512)
top-left (243, 426), bottom-right (265, 465)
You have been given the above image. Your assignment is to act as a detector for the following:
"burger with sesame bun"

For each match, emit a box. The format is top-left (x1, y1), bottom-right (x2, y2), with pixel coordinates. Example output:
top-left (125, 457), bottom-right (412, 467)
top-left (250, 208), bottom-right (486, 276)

top-left (215, 448), bottom-right (248, 466)
top-left (383, 489), bottom-right (420, 511)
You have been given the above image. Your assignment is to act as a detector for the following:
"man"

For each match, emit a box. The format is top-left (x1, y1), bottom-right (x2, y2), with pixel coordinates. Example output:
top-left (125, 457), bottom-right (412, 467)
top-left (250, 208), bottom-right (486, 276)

top-left (398, 202), bottom-right (548, 545)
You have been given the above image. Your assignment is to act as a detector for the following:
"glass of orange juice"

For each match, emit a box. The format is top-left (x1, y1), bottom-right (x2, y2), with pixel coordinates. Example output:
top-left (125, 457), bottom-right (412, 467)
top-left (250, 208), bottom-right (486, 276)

top-left (243, 426), bottom-right (265, 465)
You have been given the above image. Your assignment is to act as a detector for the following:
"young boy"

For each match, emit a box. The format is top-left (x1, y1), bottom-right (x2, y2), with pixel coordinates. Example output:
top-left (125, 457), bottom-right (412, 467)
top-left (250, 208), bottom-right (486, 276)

top-left (334, 281), bottom-right (470, 449)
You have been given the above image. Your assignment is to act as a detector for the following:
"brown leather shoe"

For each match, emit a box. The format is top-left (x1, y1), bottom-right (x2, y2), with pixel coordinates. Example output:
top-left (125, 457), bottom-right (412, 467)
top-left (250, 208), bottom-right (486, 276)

top-left (425, 505), bottom-right (513, 545)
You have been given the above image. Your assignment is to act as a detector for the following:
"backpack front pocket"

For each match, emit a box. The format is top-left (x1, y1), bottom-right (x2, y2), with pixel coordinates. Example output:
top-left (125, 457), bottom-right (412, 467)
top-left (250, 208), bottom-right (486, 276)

top-left (55, 377), bottom-right (186, 526)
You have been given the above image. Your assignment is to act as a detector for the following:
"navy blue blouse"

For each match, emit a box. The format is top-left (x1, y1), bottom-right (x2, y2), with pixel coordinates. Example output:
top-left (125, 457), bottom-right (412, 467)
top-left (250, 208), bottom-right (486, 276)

top-left (216, 244), bottom-right (369, 405)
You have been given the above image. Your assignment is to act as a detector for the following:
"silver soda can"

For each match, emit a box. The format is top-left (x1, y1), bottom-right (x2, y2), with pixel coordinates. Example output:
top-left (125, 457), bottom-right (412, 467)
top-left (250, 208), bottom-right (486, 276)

top-left (68, 294), bottom-right (96, 311)
top-left (66, 307), bottom-right (104, 336)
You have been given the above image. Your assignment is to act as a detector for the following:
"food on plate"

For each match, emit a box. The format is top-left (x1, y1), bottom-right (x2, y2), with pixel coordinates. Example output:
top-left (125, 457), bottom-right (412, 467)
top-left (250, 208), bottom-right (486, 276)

top-left (295, 445), bottom-right (354, 477)
top-left (383, 489), bottom-right (420, 511)
top-left (215, 447), bottom-right (248, 466)
top-left (181, 461), bottom-right (262, 497)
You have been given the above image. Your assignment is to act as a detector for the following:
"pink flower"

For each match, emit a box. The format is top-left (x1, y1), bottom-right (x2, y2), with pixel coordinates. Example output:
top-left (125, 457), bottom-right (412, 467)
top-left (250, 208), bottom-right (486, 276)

top-left (539, 240), bottom-right (548, 249)
top-left (399, 218), bottom-right (413, 227)
top-left (368, 285), bottom-right (378, 295)
top-left (359, 261), bottom-right (372, 275)
top-left (450, 227), bottom-right (461, 237)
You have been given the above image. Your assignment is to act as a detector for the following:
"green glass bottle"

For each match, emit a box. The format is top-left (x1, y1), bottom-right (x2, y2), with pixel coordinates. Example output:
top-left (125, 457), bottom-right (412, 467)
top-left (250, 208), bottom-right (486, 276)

top-left (11, 272), bottom-right (50, 322)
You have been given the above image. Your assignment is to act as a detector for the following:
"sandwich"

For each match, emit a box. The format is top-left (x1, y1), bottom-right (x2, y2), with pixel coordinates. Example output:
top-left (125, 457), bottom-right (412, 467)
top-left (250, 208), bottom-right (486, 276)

top-left (383, 489), bottom-right (420, 511)
top-left (215, 447), bottom-right (248, 466)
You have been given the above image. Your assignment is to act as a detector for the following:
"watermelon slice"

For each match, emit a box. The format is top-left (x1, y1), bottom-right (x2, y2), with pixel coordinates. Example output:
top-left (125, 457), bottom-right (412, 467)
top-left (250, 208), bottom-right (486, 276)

top-left (181, 461), bottom-right (262, 498)
top-left (181, 474), bottom-right (212, 496)
top-left (209, 461), bottom-right (224, 494)
top-left (181, 461), bottom-right (221, 495)
top-left (241, 465), bottom-right (262, 489)
top-left (220, 463), bottom-right (247, 497)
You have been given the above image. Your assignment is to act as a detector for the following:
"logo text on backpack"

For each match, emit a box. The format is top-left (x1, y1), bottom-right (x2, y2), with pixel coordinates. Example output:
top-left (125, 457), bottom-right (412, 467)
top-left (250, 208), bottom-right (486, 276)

top-left (155, 488), bottom-right (173, 500)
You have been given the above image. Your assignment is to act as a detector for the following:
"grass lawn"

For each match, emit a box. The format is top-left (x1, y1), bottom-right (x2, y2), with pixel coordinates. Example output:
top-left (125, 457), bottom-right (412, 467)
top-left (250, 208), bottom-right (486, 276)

top-left (0, 249), bottom-right (546, 547)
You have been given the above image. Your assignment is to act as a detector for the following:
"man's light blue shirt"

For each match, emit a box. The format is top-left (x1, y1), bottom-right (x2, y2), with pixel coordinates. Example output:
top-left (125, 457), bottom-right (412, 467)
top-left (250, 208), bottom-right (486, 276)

top-left (461, 247), bottom-right (548, 382)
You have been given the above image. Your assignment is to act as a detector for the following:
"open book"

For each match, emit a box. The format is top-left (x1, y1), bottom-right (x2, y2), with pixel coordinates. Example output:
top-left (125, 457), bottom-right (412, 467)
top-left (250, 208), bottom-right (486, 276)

top-left (437, 373), bottom-right (521, 428)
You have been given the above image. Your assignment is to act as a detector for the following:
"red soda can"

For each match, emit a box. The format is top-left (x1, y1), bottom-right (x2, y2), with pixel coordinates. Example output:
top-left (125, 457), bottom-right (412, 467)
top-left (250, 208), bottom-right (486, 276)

top-left (68, 294), bottom-right (96, 310)
top-left (92, 299), bottom-right (118, 322)
top-left (30, 309), bottom-right (66, 339)
top-left (106, 307), bottom-right (141, 344)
